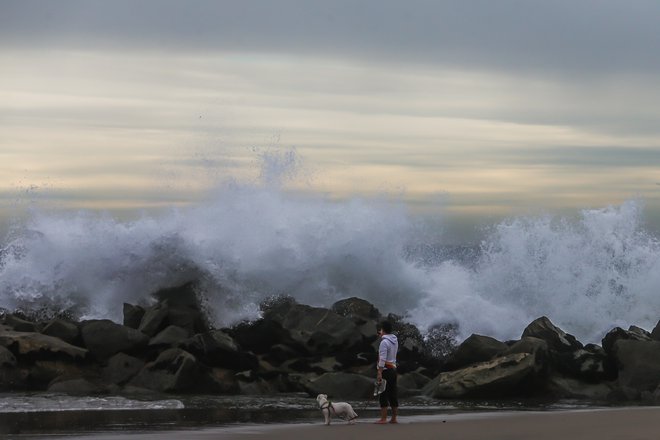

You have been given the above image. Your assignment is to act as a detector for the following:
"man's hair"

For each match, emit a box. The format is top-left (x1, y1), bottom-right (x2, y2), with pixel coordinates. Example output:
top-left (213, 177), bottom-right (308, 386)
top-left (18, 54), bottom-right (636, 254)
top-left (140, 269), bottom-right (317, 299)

top-left (379, 320), bottom-right (393, 334)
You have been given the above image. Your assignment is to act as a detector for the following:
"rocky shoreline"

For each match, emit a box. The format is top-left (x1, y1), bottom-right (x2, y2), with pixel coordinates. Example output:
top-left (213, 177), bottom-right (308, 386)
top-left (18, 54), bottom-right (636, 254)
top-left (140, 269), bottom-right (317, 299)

top-left (2, 282), bottom-right (660, 403)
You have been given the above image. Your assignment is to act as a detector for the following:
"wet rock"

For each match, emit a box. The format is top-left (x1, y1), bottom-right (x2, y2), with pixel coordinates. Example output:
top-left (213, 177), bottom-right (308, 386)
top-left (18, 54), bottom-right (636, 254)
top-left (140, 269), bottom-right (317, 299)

top-left (129, 348), bottom-right (201, 393)
top-left (554, 344), bottom-right (616, 383)
top-left (602, 326), bottom-right (652, 356)
top-left (503, 337), bottom-right (549, 361)
top-left (3, 315), bottom-right (38, 333)
top-left (137, 302), bottom-right (169, 337)
top-left (423, 353), bottom-right (539, 398)
top-left (183, 330), bottom-right (257, 371)
top-left (0, 331), bottom-right (87, 361)
top-left (547, 374), bottom-right (614, 400)
top-left (331, 297), bottom-right (381, 323)
top-left (0, 346), bottom-right (17, 368)
top-left (443, 334), bottom-right (508, 371)
top-left (102, 353), bottom-right (144, 385)
top-left (612, 339), bottom-right (660, 392)
top-left (149, 325), bottom-right (190, 349)
top-left (398, 371), bottom-right (431, 390)
top-left (522, 317), bottom-right (582, 353)
top-left (276, 304), bottom-right (364, 354)
top-left (80, 320), bottom-right (148, 360)
top-left (230, 319), bottom-right (303, 355)
top-left (207, 368), bottom-right (239, 394)
top-left (48, 378), bottom-right (104, 395)
top-left (41, 319), bottom-right (79, 345)
top-left (123, 303), bottom-right (145, 329)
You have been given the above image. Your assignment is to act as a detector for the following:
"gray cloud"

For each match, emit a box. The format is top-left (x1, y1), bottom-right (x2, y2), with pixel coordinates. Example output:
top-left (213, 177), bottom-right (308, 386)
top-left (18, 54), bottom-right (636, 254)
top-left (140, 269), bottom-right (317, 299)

top-left (2, 0), bottom-right (660, 76)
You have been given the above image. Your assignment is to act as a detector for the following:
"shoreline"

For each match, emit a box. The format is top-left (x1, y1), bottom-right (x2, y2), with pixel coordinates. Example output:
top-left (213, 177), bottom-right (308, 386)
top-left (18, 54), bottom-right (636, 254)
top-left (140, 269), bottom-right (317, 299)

top-left (22, 406), bottom-right (660, 440)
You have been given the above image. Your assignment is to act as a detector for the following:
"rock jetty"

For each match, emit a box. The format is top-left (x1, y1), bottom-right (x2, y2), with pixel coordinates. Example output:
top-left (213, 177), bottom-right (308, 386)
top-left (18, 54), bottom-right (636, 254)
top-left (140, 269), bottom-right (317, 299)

top-left (2, 282), bottom-right (660, 403)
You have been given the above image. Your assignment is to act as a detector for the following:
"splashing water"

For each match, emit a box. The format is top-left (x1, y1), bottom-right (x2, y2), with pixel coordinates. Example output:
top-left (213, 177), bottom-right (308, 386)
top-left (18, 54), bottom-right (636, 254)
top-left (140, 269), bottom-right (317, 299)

top-left (1, 153), bottom-right (659, 343)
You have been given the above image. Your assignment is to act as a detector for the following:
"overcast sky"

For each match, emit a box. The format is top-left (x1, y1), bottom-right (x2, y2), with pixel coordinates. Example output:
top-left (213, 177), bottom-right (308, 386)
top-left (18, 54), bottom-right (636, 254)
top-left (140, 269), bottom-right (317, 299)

top-left (2, 0), bottom-right (660, 240)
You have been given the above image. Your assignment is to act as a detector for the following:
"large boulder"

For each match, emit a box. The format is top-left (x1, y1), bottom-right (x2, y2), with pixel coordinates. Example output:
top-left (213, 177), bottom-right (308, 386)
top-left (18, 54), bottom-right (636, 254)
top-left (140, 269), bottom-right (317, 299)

top-left (129, 348), bottom-right (201, 393)
top-left (503, 337), bottom-right (549, 361)
top-left (80, 320), bottom-right (149, 360)
top-left (521, 317), bottom-right (582, 353)
top-left (48, 378), bottom-right (104, 395)
top-left (443, 334), bottom-right (508, 371)
top-left (602, 326), bottom-right (652, 357)
top-left (102, 353), bottom-right (145, 385)
top-left (3, 315), bottom-right (38, 332)
top-left (123, 303), bottom-right (145, 329)
top-left (422, 353), bottom-right (540, 398)
top-left (554, 344), bottom-right (616, 383)
top-left (183, 330), bottom-right (257, 371)
top-left (0, 331), bottom-right (87, 361)
top-left (0, 346), bottom-right (17, 368)
top-left (152, 282), bottom-right (209, 335)
top-left (305, 372), bottom-right (374, 399)
top-left (331, 297), bottom-right (381, 323)
top-left (230, 319), bottom-right (303, 355)
top-left (612, 340), bottom-right (660, 393)
top-left (41, 319), bottom-right (79, 344)
top-left (137, 302), bottom-right (169, 337)
top-left (148, 325), bottom-right (190, 349)
top-left (267, 304), bottom-right (364, 355)
top-left (547, 374), bottom-right (614, 400)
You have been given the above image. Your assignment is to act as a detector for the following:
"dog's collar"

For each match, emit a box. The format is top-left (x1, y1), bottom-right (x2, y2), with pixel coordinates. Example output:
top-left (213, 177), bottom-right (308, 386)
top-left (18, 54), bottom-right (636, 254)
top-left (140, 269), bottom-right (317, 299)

top-left (320, 401), bottom-right (332, 410)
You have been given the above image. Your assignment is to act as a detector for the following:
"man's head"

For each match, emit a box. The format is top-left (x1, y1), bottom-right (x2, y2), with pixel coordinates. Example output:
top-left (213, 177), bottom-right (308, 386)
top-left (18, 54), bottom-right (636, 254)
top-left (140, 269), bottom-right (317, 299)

top-left (378, 320), bottom-right (393, 335)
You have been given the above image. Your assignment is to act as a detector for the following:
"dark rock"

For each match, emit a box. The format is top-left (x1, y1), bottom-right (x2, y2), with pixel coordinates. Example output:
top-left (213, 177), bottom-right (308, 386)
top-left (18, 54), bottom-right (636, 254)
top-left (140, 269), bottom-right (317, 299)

top-left (27, 360), bottom-right (87, 388)
top-left (48, 378), bottom-right (104, 394)
top-left (102, 353), bottom-right (144, 385)
top-left (331, 297), bottom-right (381, 322)
top-left (547, 374), bottom-right (614, 400)
top-left (123, 303), bottom-right (145, 329)
top-left (612, 339), bottom-right (660, 392)
top-left (650, 320), bottom-right (660, 341)
top-left (183, 330), bottom-right (257, 370)
top-left (268, 304), bottom-right (364, 355)
top-left (602, 327), bottom-right (651, 356)
top-left (137, 302), bottom-right (169, 337)
top-left (554, 344), bottom-right (617, 383)
top-left (149, 325), bottom-right (190, 348)
top-left (398, 371), bottom-right (431, 390)
top-left (80, 320), bottom-right (149, 360)
top-left (503, 337), bottom-right (549, 361)
top-left (129, 348), bottom-right (201, 393)
top-left (443, 334), bottom-right (508, 371)
top-left (305, 372), bottom-right (374, 399)
top-left (3, 315), bottom-right (38, 332)
top-left (207, 368), bottom-right (239, 394)
top-left (230, 319), bottom-right (302, 355)
top-left (422, 353), bottom-right (540, 398)
top-left (41, 319), bottom-right (79, 344)
top-left (264, 344), bottom-right (301, 365)
top-left (0, 346), bottom-right (17, 368)
top-left (0, 331), bottom-right (87, 361)
top-left (166, 306), bottom-right (207, 336)
top-left (522, 316), bottom-right (583, 353)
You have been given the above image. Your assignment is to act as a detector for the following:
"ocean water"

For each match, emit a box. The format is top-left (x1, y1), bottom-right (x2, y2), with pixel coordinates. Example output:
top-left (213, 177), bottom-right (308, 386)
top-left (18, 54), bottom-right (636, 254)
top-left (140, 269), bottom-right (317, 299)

top-left (0, 392), bottom-right (599, 435)
top-left (1, 153), bottom-right (659, 345)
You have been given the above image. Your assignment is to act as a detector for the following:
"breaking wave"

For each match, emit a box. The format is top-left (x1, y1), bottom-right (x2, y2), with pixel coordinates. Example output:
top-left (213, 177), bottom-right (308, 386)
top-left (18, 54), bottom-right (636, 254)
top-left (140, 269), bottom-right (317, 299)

top-left (1, 152), bottom-right (659, 343)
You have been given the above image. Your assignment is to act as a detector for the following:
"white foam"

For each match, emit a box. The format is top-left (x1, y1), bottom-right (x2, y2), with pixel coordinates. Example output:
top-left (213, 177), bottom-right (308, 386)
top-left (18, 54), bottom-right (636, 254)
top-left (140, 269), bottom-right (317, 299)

top-left (1, 152), bottom-right (658, 343)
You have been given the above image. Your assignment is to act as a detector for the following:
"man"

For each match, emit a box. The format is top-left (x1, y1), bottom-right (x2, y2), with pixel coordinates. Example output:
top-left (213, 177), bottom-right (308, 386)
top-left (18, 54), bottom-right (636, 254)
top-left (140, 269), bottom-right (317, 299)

top-left (376, 320), bottom-right (398, 424)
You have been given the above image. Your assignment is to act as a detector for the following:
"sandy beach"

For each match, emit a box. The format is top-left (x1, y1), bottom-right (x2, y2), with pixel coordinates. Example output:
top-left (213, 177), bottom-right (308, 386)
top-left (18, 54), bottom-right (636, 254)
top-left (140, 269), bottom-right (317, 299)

top-left (41, 407), bottom-right (660, 440)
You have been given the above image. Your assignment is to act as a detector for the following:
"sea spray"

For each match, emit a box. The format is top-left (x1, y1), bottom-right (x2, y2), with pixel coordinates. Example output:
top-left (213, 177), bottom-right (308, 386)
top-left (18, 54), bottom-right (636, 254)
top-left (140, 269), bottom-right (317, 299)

top-left (1, 154), bottom-right (659, 344)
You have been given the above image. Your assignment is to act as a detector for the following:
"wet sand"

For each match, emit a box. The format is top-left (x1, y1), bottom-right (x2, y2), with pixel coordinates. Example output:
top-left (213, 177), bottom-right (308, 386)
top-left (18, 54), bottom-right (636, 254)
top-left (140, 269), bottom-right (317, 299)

top-left (45, 407), bottom-right (660, 440)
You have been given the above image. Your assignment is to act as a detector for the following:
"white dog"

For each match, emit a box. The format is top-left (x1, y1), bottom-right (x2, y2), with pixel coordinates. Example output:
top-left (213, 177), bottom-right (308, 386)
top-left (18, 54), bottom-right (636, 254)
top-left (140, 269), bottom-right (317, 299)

top-left (316, 394), bottom-right (358, 425)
